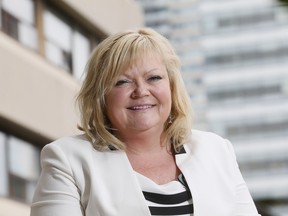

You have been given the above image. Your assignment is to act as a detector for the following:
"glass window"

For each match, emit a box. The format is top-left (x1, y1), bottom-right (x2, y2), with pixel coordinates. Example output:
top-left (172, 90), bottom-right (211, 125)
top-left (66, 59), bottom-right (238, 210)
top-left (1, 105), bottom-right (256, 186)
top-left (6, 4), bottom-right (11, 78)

top-left (217, 10), bottom-right (275, 28)
top-left (0, 131), bottom-right (41, 203)
top-left (0, 132), bottom-right (8, 196)
top-left (205, 43), bottom-right (288, 68)
top-left (1, 9), bottom-right (19, 39)
top-left (8, 136), bottom-right (40, 181)
top-left (43, 9), bottom-right (72, 71)
top-left (1, 0), bottom-right (95, 79)
top-left (45, 40), bottom-right (71, 71)
top-left (7, 136), bottom-right (40, 203)
top-left (1, 0), bottom-right (37, 50)
top-left (226, 119), bottom-right (288, 139)
top-left (240, 159), bottom-right (288, 178)
top-left (72, 31), bottom-right (91, 80)
top-left (201, 6), bottom-right (282, 34)
top-left (43, 7), bottom-right (92, 79)
top-left (43, 10), bottom-right (72, 52)
top-left (18, 21), bottom-right (38, 50)
top-left (208, 83), bottom-right (282, 102)
top-left (9, 174), bottom-right (27, 201)
top-left (2, 0), bottom-right (35, 24)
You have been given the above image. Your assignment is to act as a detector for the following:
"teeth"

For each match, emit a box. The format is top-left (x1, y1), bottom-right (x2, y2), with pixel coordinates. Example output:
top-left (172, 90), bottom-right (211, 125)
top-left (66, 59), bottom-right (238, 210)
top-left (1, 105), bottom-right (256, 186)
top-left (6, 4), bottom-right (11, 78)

top-left (130, 105), bottom-right (152, 110)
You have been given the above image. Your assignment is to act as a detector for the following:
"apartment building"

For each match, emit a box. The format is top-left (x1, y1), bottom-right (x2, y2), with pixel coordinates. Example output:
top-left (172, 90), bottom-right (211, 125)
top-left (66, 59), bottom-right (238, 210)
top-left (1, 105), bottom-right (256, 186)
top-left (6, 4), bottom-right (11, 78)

top-left (0, 0), bottom-right (143, 215)
top-left (137, 0), bottom-right (288, 215)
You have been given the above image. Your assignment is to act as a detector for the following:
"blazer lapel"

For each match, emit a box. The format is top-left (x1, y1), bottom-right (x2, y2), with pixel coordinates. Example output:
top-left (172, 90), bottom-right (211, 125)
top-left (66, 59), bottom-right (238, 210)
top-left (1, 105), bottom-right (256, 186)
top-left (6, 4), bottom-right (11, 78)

top-left (175, 139), bottom-right (234, 216)
top-left (94, 150), bottom-right (151, 216)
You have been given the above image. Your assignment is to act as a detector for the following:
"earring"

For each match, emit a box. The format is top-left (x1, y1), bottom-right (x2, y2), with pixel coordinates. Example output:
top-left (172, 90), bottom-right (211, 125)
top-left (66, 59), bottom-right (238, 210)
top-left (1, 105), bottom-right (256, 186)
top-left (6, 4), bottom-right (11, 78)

top-left (168, 115), bottom-right (173, 124)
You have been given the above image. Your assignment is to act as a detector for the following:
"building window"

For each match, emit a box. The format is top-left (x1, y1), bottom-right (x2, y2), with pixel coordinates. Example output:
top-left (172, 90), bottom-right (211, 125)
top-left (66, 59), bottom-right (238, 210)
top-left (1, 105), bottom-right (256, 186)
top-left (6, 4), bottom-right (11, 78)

top-left (201, 5), bottom-right (288, 34)
top-left (8, 136), bottom-right (40, 203)
top-left (1, 9), bottom-right (18, 39)
top-left (0, 132), bottom-right (8, 197)
top-left (72, 30), bottom-right (91, 80)
top-left (43, 9), bottom-right (73, 72)
top-left (205, 43), bottom-right (288, 68)
top-left (217, 10), bottom-right (275, 28)
top-left (0, 131), bottom-right (40, 203)
top-left (0, 0), bottom-right (38, 50)
top-left (240, 159), bottom-right (288, 179)
top-left (208, 83), bottom-right (282, 102)
top-left (43, 7), bottom-right (92, 80)
top-left (226, 119), bottom-right (288, 140)
top-left (0, 0), bottom-right (99, 81)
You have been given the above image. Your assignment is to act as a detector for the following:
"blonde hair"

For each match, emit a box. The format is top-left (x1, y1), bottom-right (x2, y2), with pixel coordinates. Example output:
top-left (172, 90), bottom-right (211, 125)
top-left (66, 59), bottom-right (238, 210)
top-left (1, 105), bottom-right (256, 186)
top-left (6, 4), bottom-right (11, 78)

top-left (77, 27), bottom-right (192, 151)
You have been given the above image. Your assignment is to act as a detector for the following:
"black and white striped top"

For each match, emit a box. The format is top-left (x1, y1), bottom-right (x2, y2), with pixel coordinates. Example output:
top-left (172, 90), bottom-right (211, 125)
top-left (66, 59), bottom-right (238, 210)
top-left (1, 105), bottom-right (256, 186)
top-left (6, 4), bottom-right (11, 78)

top-left (136, 172), bottom-right (194, 216)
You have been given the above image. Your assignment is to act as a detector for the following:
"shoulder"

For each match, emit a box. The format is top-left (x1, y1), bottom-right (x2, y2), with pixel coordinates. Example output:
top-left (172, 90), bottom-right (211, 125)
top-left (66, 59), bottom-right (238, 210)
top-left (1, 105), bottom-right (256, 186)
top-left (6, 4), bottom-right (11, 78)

top-left (42, 135), bottom-right (93, 155)
top-left (189, 129), bottom-right (227, 146)
top-left (185, 129), bottom-right (234, 159)
top-left (183, 130), bottom-right (238, 178)
top-left (40, 135), bottom-right (97, 167)
top-left (44, 134), bottom-right (92, 151)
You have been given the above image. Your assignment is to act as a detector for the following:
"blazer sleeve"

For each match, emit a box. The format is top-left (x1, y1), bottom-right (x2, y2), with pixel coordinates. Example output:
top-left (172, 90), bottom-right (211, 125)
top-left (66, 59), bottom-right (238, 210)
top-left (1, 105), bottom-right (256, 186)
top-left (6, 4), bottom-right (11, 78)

top-left (225, 139), bottom-right (261, 216)
top-left (30, 143), bottom-right (84, 216)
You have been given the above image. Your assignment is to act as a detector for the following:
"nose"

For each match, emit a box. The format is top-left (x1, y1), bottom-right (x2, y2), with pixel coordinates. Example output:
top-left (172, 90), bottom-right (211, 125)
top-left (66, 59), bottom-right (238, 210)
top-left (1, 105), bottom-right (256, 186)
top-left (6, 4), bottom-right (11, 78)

top-left (131, 81), bottom-right (149, 98)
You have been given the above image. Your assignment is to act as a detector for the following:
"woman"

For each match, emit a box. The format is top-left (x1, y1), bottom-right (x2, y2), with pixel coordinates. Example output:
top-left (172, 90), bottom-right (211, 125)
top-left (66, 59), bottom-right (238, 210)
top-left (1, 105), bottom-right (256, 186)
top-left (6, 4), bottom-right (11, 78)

top-left (31, 28), bottom-right (261, 216)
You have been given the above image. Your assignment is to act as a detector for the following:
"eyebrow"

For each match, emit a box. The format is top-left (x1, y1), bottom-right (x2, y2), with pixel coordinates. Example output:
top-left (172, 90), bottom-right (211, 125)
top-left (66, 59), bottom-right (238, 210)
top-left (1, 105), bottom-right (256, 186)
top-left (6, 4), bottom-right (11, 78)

top-left (121, 67), bottom-right (160, 78)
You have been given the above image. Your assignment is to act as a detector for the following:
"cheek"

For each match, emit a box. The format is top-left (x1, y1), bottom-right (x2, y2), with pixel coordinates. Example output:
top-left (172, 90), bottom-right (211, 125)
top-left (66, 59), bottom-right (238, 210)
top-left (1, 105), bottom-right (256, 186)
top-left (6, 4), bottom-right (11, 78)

top-left (159, 84), bottom-right (172, 103)
top-left (104, 96), bottom-right (120, 126)
top-left (105, 89), bottom-right (129, 113)
top-left (106, 89), bottom-right (123, 104)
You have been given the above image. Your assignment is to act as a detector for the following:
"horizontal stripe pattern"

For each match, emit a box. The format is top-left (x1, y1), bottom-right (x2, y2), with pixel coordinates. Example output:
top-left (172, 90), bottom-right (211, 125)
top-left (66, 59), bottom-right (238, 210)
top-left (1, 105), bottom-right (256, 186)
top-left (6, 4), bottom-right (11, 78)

top-left (143, 190), bottom-right (191, 204)
top-left (136, 172), bottom-right (193, 216)
top-left (149, 204), bottom-right (194, 215)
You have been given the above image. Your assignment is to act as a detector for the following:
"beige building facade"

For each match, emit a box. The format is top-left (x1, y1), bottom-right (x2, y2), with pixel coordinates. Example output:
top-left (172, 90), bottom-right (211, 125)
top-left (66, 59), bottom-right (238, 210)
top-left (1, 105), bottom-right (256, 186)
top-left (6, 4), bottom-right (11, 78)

top-left (0, 0), bottom-right (143, 215)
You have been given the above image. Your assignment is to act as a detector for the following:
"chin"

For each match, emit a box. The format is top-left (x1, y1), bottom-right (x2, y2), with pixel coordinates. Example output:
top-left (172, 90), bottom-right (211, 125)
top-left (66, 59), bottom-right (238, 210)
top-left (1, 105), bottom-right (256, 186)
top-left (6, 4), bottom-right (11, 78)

top-left (131, 122), bottom-right (163, 132)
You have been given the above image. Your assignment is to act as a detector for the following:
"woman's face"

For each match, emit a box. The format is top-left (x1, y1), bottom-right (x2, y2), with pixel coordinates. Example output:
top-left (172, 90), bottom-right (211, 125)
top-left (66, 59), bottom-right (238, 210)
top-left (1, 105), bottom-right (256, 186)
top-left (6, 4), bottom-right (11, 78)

top-left (105, 53), bottom-right (172, 139)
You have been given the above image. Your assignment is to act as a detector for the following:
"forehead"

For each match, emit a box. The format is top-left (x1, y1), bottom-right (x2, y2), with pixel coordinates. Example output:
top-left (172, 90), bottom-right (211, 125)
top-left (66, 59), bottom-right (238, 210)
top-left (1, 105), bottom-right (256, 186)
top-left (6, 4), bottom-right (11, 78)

top-left (123, 51), bottom-right (164, 72)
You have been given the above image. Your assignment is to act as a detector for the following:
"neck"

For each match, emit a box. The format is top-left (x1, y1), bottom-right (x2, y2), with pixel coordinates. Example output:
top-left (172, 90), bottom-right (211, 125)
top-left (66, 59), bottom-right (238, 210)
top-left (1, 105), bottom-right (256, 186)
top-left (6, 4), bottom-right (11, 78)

top-left (116, 129), bottom-right (169, 155)
top-left (124, 133), bottom-right (179, 185)
top-left (126, 139), bottom-right (171, 157)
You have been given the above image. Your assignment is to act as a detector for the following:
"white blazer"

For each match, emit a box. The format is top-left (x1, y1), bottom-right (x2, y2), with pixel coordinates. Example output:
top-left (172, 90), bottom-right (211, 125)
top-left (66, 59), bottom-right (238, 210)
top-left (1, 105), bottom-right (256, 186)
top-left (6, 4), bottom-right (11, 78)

top-left (31, 130), bottom-right (261, 216)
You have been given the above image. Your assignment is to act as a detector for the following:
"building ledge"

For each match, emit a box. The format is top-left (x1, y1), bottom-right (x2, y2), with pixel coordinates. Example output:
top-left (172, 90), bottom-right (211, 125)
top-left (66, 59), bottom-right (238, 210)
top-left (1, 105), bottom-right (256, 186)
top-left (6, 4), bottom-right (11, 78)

top-left (0, 198), bottom-right (30, 216)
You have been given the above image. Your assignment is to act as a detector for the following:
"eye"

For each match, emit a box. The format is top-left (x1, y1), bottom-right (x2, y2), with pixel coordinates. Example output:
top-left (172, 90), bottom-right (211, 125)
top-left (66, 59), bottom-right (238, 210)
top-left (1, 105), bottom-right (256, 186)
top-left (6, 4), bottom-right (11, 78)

top-left (115, 79), bottom-right (130, 87)
top-left (148, 75), bottom-right (162, 82)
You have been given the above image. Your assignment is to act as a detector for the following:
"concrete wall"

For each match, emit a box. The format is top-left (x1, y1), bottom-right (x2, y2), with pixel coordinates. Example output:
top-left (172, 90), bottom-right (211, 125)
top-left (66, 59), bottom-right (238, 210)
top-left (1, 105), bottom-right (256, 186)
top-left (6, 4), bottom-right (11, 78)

top-left (0, 198), bottom-right (30, 216)
top-left (57, 0), bottom-right (144, 35)
top-left (0, 32), bottom-right (80, 143)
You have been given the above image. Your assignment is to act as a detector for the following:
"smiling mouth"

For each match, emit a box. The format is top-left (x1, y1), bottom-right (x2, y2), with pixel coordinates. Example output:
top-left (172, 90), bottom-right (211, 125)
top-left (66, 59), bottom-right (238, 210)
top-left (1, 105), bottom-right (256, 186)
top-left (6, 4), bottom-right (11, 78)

top-left (128, 105), bottom-right (155, 110)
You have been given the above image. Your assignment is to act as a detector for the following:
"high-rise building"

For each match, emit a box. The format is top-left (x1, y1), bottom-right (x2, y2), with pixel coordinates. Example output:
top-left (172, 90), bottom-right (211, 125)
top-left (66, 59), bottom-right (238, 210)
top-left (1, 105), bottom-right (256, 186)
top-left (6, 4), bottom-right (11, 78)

top-left (0, 0), bottom-right (143, 215)
top-left (137, 0), bottom-right (288, 215)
